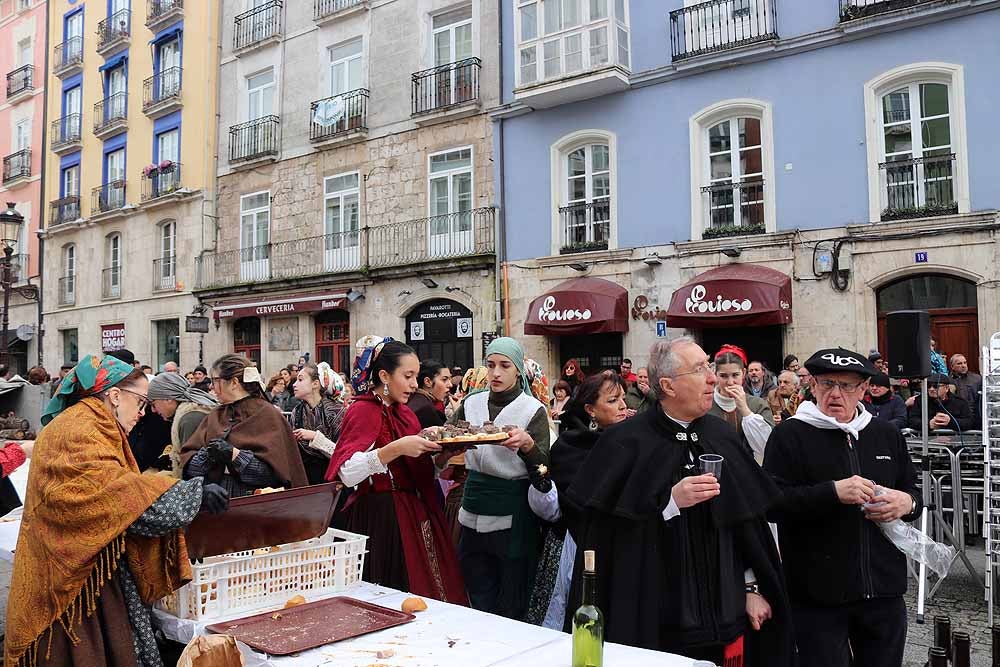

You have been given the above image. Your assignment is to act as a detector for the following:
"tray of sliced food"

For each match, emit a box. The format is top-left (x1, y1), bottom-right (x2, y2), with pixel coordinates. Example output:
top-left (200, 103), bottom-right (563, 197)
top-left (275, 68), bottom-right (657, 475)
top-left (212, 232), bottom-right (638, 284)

top-left (420, 421), bottom-right (514, 445)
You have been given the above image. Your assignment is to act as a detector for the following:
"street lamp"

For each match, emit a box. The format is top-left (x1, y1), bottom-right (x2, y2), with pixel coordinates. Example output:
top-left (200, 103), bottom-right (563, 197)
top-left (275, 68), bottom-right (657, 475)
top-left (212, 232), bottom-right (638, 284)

top-left (0, 203), bottom-right (25, 370)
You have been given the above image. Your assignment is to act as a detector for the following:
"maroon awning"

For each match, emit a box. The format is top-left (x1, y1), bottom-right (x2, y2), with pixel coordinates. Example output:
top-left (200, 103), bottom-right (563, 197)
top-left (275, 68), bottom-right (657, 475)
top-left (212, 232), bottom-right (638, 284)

top-left (524, 277), bottom-right (629, 336)
top-left (213, 291), bottom-right (348, 320)
top-left (666, 264), bottom-right (792, 328)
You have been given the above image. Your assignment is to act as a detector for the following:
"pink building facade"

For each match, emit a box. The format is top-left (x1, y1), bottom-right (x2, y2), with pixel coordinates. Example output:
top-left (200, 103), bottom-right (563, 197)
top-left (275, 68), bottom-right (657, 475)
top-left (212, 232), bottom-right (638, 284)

top-left (0, 0), bottom-right (45, 373)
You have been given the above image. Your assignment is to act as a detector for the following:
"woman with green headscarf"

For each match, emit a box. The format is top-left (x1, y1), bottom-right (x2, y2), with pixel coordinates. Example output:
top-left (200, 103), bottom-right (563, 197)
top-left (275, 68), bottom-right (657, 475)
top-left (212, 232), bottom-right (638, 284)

top-left (448, 336), bottom-right (550, 620)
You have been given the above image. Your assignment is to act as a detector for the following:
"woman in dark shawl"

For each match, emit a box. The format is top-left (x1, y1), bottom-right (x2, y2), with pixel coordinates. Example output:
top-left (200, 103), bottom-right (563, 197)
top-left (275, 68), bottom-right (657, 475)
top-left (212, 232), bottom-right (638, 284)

top-left (290, 361), bottom-right (347, 485)
top-left (181, 354), bottom-right (307, 497)
top-left (325, 338), bottom-right (466, 603)
top-left (407, 359), bottom-right (452, 429)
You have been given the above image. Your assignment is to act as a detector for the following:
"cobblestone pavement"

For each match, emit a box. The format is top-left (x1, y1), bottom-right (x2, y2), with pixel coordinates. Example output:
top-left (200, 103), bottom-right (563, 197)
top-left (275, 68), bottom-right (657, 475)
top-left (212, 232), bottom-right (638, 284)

top-left (904, 544), bottom-right (991, 666)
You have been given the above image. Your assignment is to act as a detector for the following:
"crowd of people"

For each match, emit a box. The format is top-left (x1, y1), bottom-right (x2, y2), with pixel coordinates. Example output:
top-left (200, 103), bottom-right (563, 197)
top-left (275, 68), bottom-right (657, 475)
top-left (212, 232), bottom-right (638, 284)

top-left (4, 330), bottom-right (970, 667)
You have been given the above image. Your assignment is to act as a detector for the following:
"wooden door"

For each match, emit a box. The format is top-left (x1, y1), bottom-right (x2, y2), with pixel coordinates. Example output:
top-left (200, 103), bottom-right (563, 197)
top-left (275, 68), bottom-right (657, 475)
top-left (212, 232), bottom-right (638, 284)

top-left (876, 307), bottom-right (979, 374)
top-left (316, 311), bottom-right (350, 375)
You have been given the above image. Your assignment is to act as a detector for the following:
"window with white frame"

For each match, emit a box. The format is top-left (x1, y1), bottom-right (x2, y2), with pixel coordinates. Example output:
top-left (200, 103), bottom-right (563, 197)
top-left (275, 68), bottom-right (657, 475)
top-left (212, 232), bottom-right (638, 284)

top-left (428, 147), bottom-right (473, 256)
top-left (240, 192), bottom-right (270, 280)
top-left (106, 233), bottom-right (122, 297)
top-left (330, 40), bottom-right (362, 96)
top-left (62, 244), bottom-right (76, 300)
top-left (688, 99), bottom-right (775, 240)
top-left (561, 142), bottom-right (610, 249)
top-left (433, 6), bottom-right (473, 67)
top-left (247, 69), bottom-right (275, 121)
top-left (158, 221), bottom-right (176, 290)
top-left (18, 39), bottom-right (31, 66)
top-left (863, 63), bottom-right (969, 222)
top-left (14, 120), bottom-right (30, 151)
top-left (516, 0), bottom-right (628, 87)
top-left (324, 173), bottom-right (360, 270)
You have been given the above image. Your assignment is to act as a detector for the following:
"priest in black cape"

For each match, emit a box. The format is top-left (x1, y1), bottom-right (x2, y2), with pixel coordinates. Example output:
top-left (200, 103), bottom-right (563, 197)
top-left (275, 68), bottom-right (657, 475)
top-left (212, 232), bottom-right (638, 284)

top-left (566, 337), bottom-right (796, 667)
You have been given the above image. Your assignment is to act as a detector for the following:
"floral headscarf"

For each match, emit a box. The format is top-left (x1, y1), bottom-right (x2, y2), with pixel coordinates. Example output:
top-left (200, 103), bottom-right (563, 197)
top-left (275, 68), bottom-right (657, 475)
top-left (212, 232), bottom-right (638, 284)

top-left (42, 355), bottom-right (138, 425)
top-left (351, 336), bottom-right (394, 394)
top-left (316, 361), bottom-right (345, 399)
top-left (525, 358), bottom-right (550, 406)
top-left (461, 367), bottom-right (489, 394)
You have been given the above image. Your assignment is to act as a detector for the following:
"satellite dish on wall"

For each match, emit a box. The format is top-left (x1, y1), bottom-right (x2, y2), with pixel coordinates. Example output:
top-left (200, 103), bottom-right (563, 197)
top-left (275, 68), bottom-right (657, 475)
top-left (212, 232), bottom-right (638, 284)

top-left (15, 325), bottom-right (33, 341)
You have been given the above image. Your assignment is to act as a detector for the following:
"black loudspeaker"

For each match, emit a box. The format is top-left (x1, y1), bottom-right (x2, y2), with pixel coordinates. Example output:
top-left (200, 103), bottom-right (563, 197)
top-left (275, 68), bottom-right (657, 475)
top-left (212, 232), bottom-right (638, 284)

top-left (886, 310), bottom-right (931, 378)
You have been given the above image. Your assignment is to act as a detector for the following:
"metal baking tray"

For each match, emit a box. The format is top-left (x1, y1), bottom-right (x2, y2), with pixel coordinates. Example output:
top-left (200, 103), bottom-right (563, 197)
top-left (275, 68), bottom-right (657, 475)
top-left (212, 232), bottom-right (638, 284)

top-left (205, 596), bottom-right (415, 655)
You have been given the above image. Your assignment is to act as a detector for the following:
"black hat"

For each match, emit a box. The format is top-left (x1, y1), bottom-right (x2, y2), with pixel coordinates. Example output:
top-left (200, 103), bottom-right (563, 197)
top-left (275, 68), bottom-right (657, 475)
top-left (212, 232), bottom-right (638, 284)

top-left (194, 364), bottom-right (208, 374)
top-left (804, 348), bottom-right (878, 378)
top-left (107, 348), bottom-right (136, 366)
top-left (926, 373), bottom-right (955, 387)
top-left (868, 351), bottom-right (883, 363)
top-left (870, 372), bottom-right (891, 388)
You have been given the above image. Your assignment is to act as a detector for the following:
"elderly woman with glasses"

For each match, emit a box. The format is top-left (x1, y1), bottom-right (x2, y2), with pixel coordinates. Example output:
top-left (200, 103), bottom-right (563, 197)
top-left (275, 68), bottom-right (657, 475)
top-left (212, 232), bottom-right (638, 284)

top-left (181, 354), bottom-right (308, 498)
top-left (5, 355), bottom-right (229, 667)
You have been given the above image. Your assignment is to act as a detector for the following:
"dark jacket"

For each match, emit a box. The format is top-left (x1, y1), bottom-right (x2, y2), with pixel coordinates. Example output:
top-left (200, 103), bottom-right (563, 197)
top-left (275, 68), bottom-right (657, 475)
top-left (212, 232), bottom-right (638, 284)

top-left (744, 374), bottom-right (776, 399)
top-left (763, 417), bottom-right (921, 606)
top-left (865, 393), bottom-right (907, 430)
top-left (906, 393), bottom-right (975, 432)
top-left (951, 372), bottom-right (982, 413)
top-left (623, 384), bottom-right (656, 413)
top-left (407, 391), bottom-right (446, 429)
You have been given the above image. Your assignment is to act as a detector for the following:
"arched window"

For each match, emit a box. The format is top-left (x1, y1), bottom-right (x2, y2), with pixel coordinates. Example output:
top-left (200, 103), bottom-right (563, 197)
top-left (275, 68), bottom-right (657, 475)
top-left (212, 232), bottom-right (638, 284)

top-left (864, 63), bottom-right (969, 222)
top-left (104, 233), bottom-right (122, 299)
top-left (551, 129), bottom-right (617, 255)
top-left (689, 99), bottom-right (775, 240)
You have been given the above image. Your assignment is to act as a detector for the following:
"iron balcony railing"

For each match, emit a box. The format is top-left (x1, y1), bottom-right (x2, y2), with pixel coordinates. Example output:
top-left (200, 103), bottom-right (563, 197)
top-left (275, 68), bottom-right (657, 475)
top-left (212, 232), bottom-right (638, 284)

top-left (98, 9), bottom-right (131, 51)
top-left (54, 37), bottom-right (83, 73)
top-left (51, 114), bottom-right (82, 149)
top-left (142, 162), bottom-right (182, 201)
top-left (879, 153), bottom-right (958, 221)
top-left (94, 92), bottom-right (128, 133)
top-left (50, 196), bottom-right (80, 226)
top-left (412, 58), bottom-right (481, 115)
top-left (314, 0), bottom-right (365, 20)
top-left (2, 149), bottom-right (31, 184)
top-left (560, 200), bottom-right (611, 254)
top-left (839, 0), bottom-right (937, 20)
top-left (670, 0), bottom-right (777, 61)
top-left (195, 208), bottom-right (496, 289)
top-left (102, 266), bottom-right (122, 299)
top-left (310, 89), bottom-right (368, 142)
top-left (147, 0), bottom-right (183, 26)
top-left (234, 0), bottom-right (282, 51)
top-left (153, 256), bottom-right (176, 291)
top-left (6, 64), bottom-right (33, 98)
top-left (700, 178), bottom-right (766, 235)
top-left (92, 181), bottom-right (127, 214)
top-left (58, 276), bottom-right (75, 306)
top-left (143, 67), bottom-right (182, 110)
top-left (229, 116), bottom-right (280, 163)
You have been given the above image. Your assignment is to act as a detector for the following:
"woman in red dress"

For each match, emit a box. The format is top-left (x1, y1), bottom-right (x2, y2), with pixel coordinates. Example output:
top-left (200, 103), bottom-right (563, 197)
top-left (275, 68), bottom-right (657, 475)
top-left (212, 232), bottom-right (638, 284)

top-left (326, 337), bottom-right (467, 604)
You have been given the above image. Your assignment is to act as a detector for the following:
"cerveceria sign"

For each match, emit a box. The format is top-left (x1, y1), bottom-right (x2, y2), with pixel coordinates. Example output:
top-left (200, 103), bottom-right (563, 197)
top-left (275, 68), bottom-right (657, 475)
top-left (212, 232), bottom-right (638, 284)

top-left (213, 293), bottom-right (347, 319)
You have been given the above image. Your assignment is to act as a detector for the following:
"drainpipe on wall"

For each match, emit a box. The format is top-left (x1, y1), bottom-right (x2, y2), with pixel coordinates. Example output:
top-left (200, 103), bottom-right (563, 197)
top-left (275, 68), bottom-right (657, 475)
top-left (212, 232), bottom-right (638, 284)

top-left (494, 0), bottom-right (507, 338)
top-left (36, 1), bottom-right (52, 368)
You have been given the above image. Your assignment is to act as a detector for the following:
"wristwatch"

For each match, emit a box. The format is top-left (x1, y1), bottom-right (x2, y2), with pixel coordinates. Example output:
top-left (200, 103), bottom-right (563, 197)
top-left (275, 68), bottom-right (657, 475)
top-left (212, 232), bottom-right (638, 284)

top-left (745, 582), bottom-right (761, 596)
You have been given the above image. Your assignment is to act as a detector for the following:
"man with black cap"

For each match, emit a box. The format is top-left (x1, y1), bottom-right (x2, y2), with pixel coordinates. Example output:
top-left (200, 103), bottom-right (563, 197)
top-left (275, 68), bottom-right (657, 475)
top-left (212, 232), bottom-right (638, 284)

top-left (865, 373), bottom-right (907, 430)
top-left (763, 347), bottom-right (921, 667)
top-left (906, 373), bottom-right (975, 433)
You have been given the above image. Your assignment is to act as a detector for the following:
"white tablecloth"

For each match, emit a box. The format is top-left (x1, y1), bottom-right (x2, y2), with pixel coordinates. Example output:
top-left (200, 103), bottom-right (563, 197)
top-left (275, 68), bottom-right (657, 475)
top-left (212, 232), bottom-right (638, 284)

top-left (152, 583), bottom-right (694, 667)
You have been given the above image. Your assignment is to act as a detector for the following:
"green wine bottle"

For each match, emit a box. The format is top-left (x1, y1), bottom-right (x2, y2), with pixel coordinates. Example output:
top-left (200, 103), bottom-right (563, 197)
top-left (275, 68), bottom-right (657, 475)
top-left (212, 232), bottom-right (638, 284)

top-left (572, 550), bottom-right (604, 667)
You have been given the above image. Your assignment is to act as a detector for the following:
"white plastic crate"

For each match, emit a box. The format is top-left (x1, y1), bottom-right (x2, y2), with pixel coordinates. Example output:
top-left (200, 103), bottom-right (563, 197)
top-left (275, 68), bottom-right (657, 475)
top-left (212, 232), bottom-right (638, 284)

top-left (156, 528), bottom-right (368, 622)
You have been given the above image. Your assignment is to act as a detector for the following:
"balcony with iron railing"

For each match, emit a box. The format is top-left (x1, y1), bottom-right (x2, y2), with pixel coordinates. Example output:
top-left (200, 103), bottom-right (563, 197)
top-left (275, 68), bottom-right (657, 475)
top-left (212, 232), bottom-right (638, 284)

top-left (670, 0), bottom-right (777, 61)
top-left (412, 58), bottom-right (481, 118)
top-left (53, 37), bottom-right (83, 77)
top-left (196, 208), bottom-right (496, 290)
top-left (310, 89), bottom-right (368, 144)
top-left (153, 256), bottom-right (176, 291)
top-left (92, 181), bottom-right (127, 215)
top-left (147, 0), bottom-right (183, 29)
top-left (143, 67), bottom-right (182, 117)
top-left (559, 200), bottom-right (611, 254)
top-left (878, 153), bottom-right (958, 221)
top-left (102, 266), bottom-right (122, 299)
top-left (700, 178), bottom-right (766, 238)
top-left (6, 65), bottom-right (33, 101)
top-left (51, 114), bottom-right (82, 154)
top-left (98, 9), bottom-right (131, 54)
top-left (229, 116), bottom-right (280, 164)
top-left (50, 196), bottom-right (81, 226)
top-left (58, 276), bottom-right (75, 306)
top-left (2, 149), bottom-right (31, 185)
top-left (314, 0), bottom-right (367, 22)
top-left (234, 1), bottom-right (282, 52)
top-left (839, 0), bottom-right (941, 21)
top-left (94, 92), bottom-right (128, 138)
top-left (142, 162), bottom-right (182, 202)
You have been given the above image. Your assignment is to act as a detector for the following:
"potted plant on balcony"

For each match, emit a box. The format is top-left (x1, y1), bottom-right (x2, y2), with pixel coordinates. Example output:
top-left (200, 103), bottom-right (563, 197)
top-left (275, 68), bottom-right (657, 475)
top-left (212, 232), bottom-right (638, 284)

top-left (702, 223), bottom-right (766, 239)
top-left (143, 163), bottom-right (159, 177)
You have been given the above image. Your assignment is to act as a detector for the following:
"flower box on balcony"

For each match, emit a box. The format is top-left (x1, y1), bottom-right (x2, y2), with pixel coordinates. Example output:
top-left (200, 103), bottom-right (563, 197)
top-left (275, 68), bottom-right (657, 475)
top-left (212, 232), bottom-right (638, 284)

top-left (880, 201), bottom-right (958, 222)
top-left (559, 240), bottom-right (609, 255)
top-left (702, 223), bottom-right (765, 239)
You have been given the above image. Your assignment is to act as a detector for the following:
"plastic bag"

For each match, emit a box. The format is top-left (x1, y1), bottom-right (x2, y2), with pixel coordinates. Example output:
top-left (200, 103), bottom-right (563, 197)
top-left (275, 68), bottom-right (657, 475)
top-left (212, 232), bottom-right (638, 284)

top-left (877, 518), bottom-right (956, 579)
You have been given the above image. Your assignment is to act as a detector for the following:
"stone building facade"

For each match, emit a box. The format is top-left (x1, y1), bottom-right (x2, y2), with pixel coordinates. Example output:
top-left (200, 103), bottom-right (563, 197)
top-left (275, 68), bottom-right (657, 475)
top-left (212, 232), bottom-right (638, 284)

top-left (199, 0), bottom-right (501, 378)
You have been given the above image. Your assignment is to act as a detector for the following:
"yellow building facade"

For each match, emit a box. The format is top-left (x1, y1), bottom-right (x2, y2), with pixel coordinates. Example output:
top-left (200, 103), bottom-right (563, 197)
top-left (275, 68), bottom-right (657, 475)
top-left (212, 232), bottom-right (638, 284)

top-left (41, 0), bottom-right (219, 371)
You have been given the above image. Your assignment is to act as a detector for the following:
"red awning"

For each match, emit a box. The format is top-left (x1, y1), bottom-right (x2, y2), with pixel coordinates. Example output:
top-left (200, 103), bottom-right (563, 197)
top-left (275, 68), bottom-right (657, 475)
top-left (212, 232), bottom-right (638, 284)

top-left (213, 291), bottom-right (348, 320)
top-left (524, 277), bottom-right (629, 336)
top-left (666, 264), bottom-right (792, 328)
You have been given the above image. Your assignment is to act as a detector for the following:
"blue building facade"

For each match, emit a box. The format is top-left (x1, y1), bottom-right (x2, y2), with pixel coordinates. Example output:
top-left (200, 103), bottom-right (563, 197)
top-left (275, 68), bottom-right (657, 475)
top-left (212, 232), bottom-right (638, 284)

top-left (493, 0), bottom-right (1000, 376)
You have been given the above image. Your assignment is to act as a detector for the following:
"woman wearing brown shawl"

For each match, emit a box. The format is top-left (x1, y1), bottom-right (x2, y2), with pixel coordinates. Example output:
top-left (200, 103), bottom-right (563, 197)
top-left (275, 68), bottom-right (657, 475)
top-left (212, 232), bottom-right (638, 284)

top-left (181, 354), bottom-right (307, 497)
top-left (5, 355), bottom-right (229, 667)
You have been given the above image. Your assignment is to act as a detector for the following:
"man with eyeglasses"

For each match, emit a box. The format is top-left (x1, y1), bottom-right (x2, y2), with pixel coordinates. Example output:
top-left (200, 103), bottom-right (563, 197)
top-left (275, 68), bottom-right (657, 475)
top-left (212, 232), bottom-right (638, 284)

top-left (763, 347), bottom-right (921, 667)
top-left (905, 373), bottom-right (975, 434)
